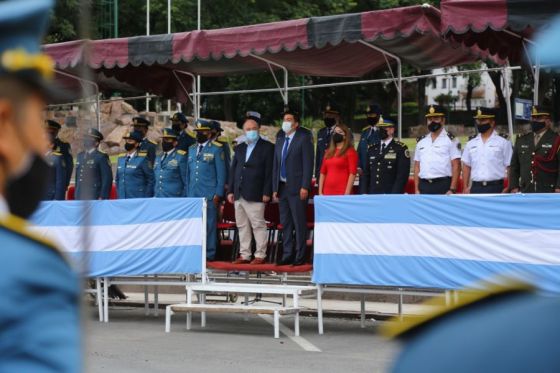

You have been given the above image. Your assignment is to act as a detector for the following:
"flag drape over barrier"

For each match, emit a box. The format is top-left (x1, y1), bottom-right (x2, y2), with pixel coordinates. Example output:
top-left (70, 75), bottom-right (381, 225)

top-left (30, 198), bottom-right (205, 277)
top-left (313, 194), bottom-right (560, 293)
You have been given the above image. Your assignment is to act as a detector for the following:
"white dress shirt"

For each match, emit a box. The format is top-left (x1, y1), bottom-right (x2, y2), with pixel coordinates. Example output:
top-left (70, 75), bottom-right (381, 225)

top-left (414, 128), bottom-right (461, 179)
top-left (461, 130), bottom-right (513, 182)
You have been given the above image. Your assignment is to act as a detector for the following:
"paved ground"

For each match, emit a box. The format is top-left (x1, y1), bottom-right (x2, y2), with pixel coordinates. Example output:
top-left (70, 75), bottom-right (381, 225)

top-left (85, 307), bottom-right (401, 373)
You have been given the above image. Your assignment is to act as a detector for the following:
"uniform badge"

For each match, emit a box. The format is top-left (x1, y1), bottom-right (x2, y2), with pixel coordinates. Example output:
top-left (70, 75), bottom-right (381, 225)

top-left (384, 153), bottom-right (397, 160)
top-left (404, 149), bottom-right (410, 158)
top-left (169, 159), bottom-right (178, 166)
top-left (203, 153), bottom-right (214, 161)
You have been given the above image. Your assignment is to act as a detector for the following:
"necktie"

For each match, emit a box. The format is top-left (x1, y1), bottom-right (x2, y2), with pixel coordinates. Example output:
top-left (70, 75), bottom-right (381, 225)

top-left (281, 137), bottom-right (290, 180)
top-left (125, 155), bottom-right (131, 164)
top-left (162, 152), bottom-right (168, 163)
top-left (380, 143), bottom-right (386, 155)
top-left (197, 144), bottom-right (204, 158)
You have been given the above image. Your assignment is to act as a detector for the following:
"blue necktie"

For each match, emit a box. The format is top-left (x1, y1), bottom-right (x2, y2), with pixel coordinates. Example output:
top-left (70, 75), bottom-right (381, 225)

top-left (281, 137), bottom-right (290, 180)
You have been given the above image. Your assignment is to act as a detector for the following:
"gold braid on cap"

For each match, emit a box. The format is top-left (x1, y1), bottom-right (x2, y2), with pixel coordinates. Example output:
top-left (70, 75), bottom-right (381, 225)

top-left (1, 49), bottom-right (54, 79)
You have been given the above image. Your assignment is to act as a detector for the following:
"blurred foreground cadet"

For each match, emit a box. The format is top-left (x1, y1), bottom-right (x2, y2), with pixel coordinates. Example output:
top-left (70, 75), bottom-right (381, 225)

top-left (0, 0), bottom-right (80, 371)
top-left (382, 283), bottom-right (560, 373)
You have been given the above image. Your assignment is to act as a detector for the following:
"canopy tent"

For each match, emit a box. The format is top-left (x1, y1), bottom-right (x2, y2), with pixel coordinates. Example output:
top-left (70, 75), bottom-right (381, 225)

top-left (441, 0), bottom-right (560, 63)
top-left (44, 4), bottom-right (493, 102)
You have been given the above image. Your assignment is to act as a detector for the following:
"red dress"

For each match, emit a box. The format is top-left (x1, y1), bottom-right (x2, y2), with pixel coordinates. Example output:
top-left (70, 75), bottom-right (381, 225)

top-left (320, 147), bottom-right (358, 195)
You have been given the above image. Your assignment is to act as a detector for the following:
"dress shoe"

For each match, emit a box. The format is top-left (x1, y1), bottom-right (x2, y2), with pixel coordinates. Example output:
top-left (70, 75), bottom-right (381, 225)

top-left (276, 257), bottom-right (293, 266)
top-left (232, 258), bottom-right (250, 264)
top-left (250, 258), bottom-right (266, 265)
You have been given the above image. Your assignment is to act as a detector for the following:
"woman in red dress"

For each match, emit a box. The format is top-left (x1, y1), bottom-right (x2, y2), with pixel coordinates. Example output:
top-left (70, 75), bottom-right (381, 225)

top-left (318, 124), bottom-right (358, 195)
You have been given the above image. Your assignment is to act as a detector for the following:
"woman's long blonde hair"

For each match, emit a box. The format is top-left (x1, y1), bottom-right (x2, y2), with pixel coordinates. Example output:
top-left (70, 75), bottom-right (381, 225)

top-left (325, 123), bottom-right (352, 159)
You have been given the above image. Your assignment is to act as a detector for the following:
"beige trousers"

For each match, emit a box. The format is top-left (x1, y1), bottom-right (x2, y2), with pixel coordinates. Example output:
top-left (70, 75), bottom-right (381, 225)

top-left (234, 198), bottom-right (268, 259)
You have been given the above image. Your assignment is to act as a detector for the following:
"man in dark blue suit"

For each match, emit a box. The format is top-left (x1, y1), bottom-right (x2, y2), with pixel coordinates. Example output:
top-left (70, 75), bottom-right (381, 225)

top-left (75, 128), bottom-right (113, 200)
top-left (315, 103), bottom-right (341, 179)
top-left (227, 111), bottom-right (274, 265)
top-left (272, 110), bottom-right (314, 266)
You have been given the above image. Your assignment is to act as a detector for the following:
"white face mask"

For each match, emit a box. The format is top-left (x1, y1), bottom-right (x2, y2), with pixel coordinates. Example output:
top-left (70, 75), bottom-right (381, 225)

top-left (282, 121), bottom-right (293, 134)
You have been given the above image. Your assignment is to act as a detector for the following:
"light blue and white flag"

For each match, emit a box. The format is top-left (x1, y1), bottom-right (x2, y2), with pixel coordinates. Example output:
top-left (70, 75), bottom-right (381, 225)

top-left (30, 198), bottom-right (204, 277)
top-left (313, 194), bottom-right (560, 292)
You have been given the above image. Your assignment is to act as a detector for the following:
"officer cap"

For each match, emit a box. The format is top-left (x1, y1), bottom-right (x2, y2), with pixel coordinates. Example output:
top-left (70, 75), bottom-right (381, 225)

top-left (425, 105), bottom-right (447, 118)
top-left (473, 107), bottom-right (496, 119)
top-left (376, 116), bottom-right (396, 127)
top-left (531, 105), bottom-right (552, 118)
top-left (245, 110), bottom-right (262, 124)
top-left (194, 118), bottom-right (212, 131)
top-left (123, 130), bottom-right (143, 142)
top-left (161, 128), bottom-right (178, 139)
top-left (46, 119), bottom-right (61, 130)
top-left (323, 102), bottom-right (340, 115)
top-left (86, 128), bottom-right (103, 141)
top-left (0, 0), bottom-right (64, 101)
top-left (365, 103), bottom-right (383, 118)
top-left (210, 120), bottom-right (223, 132)
top-left (172, 112), bottom-right (187, 123)
top-left (132, 116), bottom-right (151, 126)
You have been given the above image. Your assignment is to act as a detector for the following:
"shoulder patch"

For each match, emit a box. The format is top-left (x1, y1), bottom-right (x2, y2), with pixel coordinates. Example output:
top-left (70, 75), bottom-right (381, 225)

top-left (212, 141), bottom-right (223, 147)
top-left (177, 149), bottom-right (187, 155)
top-left (380, 281), bottom-right (534, 340)
top-left (0, 214), bottom-right (69, 263)
top-left (416, 134), bottom-right (426, 143)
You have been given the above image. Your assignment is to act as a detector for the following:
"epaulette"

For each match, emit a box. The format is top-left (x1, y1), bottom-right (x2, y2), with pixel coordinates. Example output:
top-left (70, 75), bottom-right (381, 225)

top-left (52, 151), bottom-right (63, 156)
top-left (97, 149), bottom-right (107, 154)
top-left (186, 130), bottom-right (196, 139)
top-left (148, 139), bottom-right (157, 145)
top-left (177, 149), bottom-right (187, 155)
top-left (394, 140), bottom-right (407, 147)
top-left (499, 133), bottom-right (509, 139)
top-left (380, 281), bottom-right (534, 340)
top-left (211, 141), bottom-right (223, 147)
top-left (118, 153), bottom-right (126, 157)
top-left (518, 132), bottom-right (530, 138)
top-left (447, 131), bottom-right (456, 140)
top-left (361, 125), bottom-right (371, 132)
top-left (0, 214), bottom-right (69, 263)
top-left (138, 151), bottom-right (147, 157)
top-left (416, 134), bottom-right (426, 143)
top-left (468, 134), bottom-right (477, 141)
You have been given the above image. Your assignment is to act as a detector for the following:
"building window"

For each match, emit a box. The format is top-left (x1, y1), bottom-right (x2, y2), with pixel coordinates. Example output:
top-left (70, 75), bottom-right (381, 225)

top-left (452, 77), bottom-right (457, 89)
top-left (442, 78), bottom-right (447, 89)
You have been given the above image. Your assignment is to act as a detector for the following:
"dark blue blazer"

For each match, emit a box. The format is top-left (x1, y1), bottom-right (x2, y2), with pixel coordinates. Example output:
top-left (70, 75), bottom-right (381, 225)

top-left (228, 138), bottom-right (274, 202)
top-left (272, 127), bottom-right (314, 195)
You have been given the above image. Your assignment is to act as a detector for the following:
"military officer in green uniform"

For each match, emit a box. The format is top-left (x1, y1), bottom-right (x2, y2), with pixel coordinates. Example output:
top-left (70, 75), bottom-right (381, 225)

top-left (75, 128), bottom-right (113, 200)
top-left (509, 105), bottom-right (560, 193)
top-left (361, 116), bottom-right (410, 194)
top-left (132, 116), bottom-right (157, 165)
top-left (0, 0), bottom-right (81, 370)
top-left (171, 112), bottom-right (196, 152)
top-left (187, 119), bottom-right (226, 261)
top-left (44, 133), bottom-right (67, 200)
top-left (46, 119), bottom-right (73, 188)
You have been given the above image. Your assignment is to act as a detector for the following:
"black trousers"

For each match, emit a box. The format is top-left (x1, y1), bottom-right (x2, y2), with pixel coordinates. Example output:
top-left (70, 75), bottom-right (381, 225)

top-left (419, 177), bottom-right (451, 195)
top-left (278, 183), bottom-right (308, 263)
top-left (471, 180), bottom-right (503, 194)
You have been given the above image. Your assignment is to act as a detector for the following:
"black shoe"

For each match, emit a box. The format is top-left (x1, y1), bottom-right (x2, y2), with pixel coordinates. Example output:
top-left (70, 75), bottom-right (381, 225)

top-left (277, 257), bottom-right (293, 266)
top-left (292, 259), bottom-right (306, 266)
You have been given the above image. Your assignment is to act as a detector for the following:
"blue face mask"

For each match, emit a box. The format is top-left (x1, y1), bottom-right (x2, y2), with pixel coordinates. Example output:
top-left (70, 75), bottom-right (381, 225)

top-left (245, 130), bottom-right (259, 143)
top-left (282, 121), bottom-right (293, 133)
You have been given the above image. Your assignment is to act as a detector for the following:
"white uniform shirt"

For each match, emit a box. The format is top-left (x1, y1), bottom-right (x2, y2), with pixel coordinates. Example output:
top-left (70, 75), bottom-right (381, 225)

top-left (414, 128), bottom-right (461, 179)
top-left (461, 131), bottom-right (513, 182)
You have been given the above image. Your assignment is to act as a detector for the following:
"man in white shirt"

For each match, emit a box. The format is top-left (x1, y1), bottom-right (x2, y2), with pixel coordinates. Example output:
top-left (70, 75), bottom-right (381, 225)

top-left (462, 108), bottom-right (513, 194)
top-left (414, 105), bottom-right (461, 194)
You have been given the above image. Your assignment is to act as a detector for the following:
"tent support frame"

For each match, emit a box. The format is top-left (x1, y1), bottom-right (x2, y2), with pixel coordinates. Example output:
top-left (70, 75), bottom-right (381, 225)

top-left (248, 53), bottom-right (289, 105)
top-left (54, 69), bottom-right (101, 130)
top-left (173, 70), bottom-right (199, 120)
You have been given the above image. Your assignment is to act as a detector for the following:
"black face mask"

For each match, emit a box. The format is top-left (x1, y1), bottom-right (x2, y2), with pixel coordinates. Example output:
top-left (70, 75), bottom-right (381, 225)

top-left (124, 143), bottom-right (136, 152)
top-left (476, 123), bottom-right (491, 134)
top-left (366, 117), bottom-right (378, 126)
top-left (427, 122), bottom-right (442, 132)
top-left (378, 128), bottom-right (389, 140)
top-left (6, 154), bottom-right (50, 219)
top-left (324, 117), bottom-right (336, 128)
top-left (332, 133), bottom-right (344, 144)
top-left (196, 132), bottom-right (208, 144)
top-left (161, 141), bottom-right (174, 152)
top-left (83, 138), bottom-right (97, 149)
top-left (531, 121), bottom-right (546, 133)
top-left (171, 123), bottom-right (182, 133)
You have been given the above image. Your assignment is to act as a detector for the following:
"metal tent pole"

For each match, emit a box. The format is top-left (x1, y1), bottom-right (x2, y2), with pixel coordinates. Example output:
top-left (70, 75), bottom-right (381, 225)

top-left (173, 70), bottom-right (199, 120)
top-left (248, 53), bottom-right (289, 105)
top-left (54, 69), bottom-right (101, 130)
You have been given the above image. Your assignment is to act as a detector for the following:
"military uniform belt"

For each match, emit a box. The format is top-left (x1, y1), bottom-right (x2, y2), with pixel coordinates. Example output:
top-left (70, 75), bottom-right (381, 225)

top-left (420, 177), bottom-right (451, 184)
top-left (472, 180), bottom-right (503, 187)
